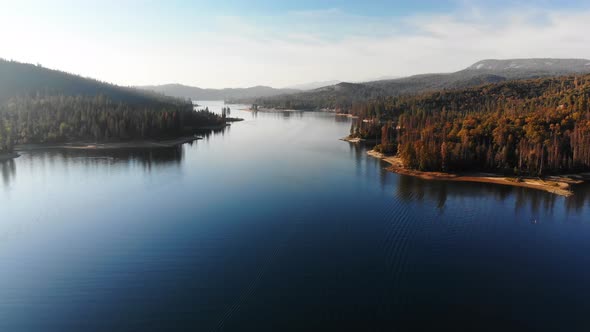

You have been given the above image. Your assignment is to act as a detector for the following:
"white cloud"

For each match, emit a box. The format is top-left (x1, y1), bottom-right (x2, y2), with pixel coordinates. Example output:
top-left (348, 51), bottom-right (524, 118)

top-left (187, 6), bottom-right (590, 87)
top-left (1, 4), bottom-right (590, 88)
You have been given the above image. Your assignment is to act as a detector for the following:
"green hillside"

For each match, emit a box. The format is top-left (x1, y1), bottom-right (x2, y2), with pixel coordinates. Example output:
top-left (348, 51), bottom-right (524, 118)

top-left (0, 60), bottom-right (224, 152)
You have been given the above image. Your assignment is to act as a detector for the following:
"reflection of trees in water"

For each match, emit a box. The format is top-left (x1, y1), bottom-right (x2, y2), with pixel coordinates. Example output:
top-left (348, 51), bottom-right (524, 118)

top-left (333, 115), bottom-right (351, 124)
top-left (349, 140), bottom-right (363, 164)
top-left (200, 125), bottom-right (229, 142)
top-left (256, 110), bottom-right (305, 120)
top-left (4, 125), bottom-right (234, 186)
top-left (348, 140), bottom-right (390, 187)
top-left (394, 173), bottom-right (590, 215)
top-left (281, 111), bottom-right (299, 119)
top-left (343, 139), bottom-right (590, 216)
top-left (0, 160), bottom-right (16, 186)
top-left (349, 140), bottom-right (367, 181)
top-left (513, 187), bottom-right (557, 214)
top-left (29, 146), bottom-right (185, 173)
top-left (348, 138), bottom-right (377, 162)
top-left (397, 177), bottom-right (451, 211)
top-left (282, 111), bottom-right (304, 119)
top-left (129, 147), bottom-right (184, 171)
top-left (565, 183), bottom-right (590, 213)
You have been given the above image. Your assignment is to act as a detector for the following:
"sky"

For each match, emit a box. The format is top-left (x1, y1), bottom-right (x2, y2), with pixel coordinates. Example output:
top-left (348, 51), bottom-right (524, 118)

top-left (1, 0), bottom-right (590, 88)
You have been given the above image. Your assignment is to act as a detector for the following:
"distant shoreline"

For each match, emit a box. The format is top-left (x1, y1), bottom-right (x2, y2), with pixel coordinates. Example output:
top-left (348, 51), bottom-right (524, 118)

top-left (340, 136), bottom-right (379, 144)
top-left (335, 113), bottom-right (359, 118)
top-left (244, 107), bottom-right (301, 112)
top-left (11, 119), bottom-right (245, 152)
top-left (366, 150), bottom-right (586, 197)
top-left (15, 136), bottom-right (202, 152)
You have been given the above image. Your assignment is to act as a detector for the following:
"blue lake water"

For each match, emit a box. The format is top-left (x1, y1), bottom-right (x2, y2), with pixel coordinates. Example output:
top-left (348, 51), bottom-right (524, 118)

top-left (1, 101), bottom-right (590, 331)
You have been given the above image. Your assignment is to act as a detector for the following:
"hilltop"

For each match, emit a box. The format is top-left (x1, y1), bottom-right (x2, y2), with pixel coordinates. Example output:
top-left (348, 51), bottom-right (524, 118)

top-left (0, 60), bottom-right (227, 154)
top-left (139, 83), bottom-right (299, 101)
top-left (0, 59), bottom-right (178, 105)
top-left (344, 72), bottom-right (590, 186)
top-left (252, 58), bottom-right (590, 110)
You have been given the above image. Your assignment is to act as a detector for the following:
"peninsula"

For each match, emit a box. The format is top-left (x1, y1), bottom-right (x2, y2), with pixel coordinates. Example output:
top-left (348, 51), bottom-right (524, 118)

top-left (367, 150), bottom-right (584, 197)
top-left (0, 59), bottom-right (241, 158)
top-left (338, 72), bottom-right (590, 196)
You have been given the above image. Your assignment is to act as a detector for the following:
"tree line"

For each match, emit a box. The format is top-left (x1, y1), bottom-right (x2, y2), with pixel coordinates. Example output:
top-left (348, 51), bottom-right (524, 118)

top-left (349, 75), bottom-right (590, 176)
top-left (0, 94), bottom-right (225, 153)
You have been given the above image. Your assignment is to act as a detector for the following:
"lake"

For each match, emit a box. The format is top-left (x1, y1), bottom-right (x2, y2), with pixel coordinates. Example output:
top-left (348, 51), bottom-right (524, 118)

top-left (1, 101), bottom-right (590, 331)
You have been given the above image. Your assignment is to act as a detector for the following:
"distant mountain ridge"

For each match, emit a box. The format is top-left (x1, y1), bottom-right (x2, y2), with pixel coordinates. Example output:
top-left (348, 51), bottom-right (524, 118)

top-left (139, 83), bottom-right (299, 101)
top-left (362, 58), bottom-right (590, 94)
top-left (253, 58), bottom-right (590, 110)
top-left (466, 58), bottom-right (590, 72)
top-left (283, 77), bottom-right (401, 90)
top-left (284, 80), bottom-right (341, 91)
top-left (142, 77), bottom-right (403, 100)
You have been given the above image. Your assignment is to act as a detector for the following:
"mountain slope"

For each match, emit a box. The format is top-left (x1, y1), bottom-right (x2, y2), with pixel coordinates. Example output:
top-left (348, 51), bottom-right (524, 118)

top-left (0, 59), bottom-right (177, 105)
top-left (139, 83), bottom-right (299, 101)
top-left (358, 73), bottom-right (590, 176)
top-left (284, 80), bottom-right (341, 91)
top-left (253, 58), bottom-right (590, 110)
top-left (465, 58), bottom-right (590, 73)
top-left (0, 60), bottom-right (225, 151)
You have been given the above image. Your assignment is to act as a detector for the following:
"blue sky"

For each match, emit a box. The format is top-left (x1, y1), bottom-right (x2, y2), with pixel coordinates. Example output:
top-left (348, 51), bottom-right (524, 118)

top-left (150, 0), bottom-right (589, 16)
top-left (2, 1), bottom-right (590, 88)
top-left (189, 0), bottom-right (455, 16)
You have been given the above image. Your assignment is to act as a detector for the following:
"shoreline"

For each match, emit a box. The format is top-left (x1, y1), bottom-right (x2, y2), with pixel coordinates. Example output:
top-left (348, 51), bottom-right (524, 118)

top-left (225, 117), bottom-right (244, 122)
top-left (340, 136), bottom-right (379, 144)
top-left (244, 107), bottom-right (301, 112)
top-left (340, 136), bottom-right (363, 143)
top-left (13, 120), bottom-right (243, 152)
top-left (367, 150), bottom-right (585, 197)
top-left (15, 136), bottom-right (203, 151)
top-left (335, 113), bottom-right (359, 118)
top-left (0, 152), bottom-right (20, 162)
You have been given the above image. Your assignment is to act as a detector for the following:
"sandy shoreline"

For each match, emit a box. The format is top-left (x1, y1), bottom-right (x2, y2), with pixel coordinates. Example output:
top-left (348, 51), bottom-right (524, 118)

top-left (340, 136), bottom-right (363, 143)
top-left (367, 150), bottom-right (585, 197)
top-left (15, 136), bottom-right (203, 151)
top-left (335, 113), bottom-right (359, 118)
top-left (340, 136), bottom-right (379, 144)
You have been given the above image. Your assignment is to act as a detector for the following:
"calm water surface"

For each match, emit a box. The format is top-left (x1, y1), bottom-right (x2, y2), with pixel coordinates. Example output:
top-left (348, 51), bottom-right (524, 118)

top-left (1, 101), bottom-right (590, 331)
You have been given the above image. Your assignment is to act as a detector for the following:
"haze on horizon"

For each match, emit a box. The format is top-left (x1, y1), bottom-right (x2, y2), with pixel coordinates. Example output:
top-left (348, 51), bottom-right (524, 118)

top-left (2, 0), bottom-right (590, 89)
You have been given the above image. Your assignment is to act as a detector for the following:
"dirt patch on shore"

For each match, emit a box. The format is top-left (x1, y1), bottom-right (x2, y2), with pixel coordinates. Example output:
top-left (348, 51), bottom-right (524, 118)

top-left (367, 150), bottom-right (582, 197)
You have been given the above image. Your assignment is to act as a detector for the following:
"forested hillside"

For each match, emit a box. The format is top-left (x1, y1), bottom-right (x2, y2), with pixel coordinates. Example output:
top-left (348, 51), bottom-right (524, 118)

top-left (0, 60), bottom-right (225, 153)
top-left (349, 74), bottom-right (590, 176)
top-left (0, 59), bottom-right (181, 104)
